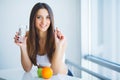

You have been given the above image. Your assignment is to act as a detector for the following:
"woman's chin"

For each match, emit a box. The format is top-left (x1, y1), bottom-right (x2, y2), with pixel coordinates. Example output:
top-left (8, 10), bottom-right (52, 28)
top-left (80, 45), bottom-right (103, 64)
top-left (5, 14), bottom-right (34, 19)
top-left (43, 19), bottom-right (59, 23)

top-left (40, 29), bottom-right (47, 32)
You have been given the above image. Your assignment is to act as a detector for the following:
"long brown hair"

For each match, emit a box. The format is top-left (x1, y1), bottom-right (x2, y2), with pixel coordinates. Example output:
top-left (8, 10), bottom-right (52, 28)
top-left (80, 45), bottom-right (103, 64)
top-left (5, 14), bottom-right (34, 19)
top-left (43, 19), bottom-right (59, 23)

top-left (27, 2), bottom-right (55, 65)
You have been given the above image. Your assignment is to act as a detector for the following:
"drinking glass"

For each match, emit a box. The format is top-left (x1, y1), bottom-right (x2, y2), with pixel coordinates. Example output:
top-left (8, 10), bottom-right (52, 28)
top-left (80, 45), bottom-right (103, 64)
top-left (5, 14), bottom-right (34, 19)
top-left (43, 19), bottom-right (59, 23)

top-left (18, 25), bottom-right (27, 42)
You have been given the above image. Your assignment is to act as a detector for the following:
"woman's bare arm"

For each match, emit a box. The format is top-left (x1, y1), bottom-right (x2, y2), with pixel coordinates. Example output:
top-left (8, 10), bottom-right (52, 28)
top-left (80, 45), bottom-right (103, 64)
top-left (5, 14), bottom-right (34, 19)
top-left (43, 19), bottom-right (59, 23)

top-left (51, 49), bottom-right (67, 75)
top-left (20, 47), bottom-right (33, 72)
top-left (51, 28), bottom-right (67, 75)
top-left (14, 32), bottom-right (33, 72)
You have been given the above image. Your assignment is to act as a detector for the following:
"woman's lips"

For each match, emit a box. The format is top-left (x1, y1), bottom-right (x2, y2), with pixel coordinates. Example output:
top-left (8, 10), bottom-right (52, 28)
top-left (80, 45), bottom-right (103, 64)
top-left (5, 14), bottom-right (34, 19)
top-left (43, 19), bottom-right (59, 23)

top-left (40, 25), bottom-right (47, 28)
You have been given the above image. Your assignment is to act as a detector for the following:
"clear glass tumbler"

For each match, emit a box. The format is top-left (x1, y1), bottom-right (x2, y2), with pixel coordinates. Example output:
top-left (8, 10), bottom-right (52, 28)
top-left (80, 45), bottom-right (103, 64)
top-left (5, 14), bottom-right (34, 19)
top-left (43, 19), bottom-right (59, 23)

top-left (18, 25), bottom-right (27, 42)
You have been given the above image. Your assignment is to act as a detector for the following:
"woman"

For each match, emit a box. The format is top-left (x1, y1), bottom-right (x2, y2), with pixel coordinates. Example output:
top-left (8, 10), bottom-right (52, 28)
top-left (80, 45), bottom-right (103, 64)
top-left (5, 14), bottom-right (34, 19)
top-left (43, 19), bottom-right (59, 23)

top-left (14, 2), bottom-right (72, 76)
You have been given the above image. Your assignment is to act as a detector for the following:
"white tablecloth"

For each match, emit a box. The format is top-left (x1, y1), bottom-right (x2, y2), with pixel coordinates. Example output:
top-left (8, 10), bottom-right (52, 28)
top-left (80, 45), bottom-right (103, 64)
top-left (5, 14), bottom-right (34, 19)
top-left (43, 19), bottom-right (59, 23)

top-left (0, 68), bottom-right (81, 80)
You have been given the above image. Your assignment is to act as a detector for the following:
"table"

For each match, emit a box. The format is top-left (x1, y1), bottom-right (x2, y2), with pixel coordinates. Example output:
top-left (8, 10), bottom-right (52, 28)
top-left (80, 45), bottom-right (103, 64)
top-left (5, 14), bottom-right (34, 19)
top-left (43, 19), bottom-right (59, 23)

top-left (0, 68), bottom-right (81, 80)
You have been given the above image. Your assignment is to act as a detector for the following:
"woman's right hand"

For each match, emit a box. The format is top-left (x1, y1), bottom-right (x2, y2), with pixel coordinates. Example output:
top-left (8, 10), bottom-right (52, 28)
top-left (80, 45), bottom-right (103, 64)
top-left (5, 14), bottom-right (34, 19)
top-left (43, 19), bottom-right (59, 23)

top-left (14, 32), bottom-right (27, 48)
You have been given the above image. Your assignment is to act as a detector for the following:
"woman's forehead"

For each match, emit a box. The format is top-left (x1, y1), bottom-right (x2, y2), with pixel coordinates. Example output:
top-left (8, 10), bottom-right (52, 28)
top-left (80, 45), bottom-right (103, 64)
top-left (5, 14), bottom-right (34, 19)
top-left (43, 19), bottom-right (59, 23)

top-left (36, 9), bottom-right (49, 16)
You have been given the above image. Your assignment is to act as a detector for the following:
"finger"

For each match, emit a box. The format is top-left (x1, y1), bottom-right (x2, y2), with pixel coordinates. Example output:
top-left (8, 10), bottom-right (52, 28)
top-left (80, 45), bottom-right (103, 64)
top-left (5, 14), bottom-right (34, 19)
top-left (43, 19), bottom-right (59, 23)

top-left (57, 30), bottom-right (64, 39)
top-left (14, 38), bottom-right (19, 43)
top-left (55, 27), bottom-right (61, 38)
top-left (61, 35), bottom-right (64, 39)
top-left (57, 31), bottom-right (61, 39)
top-left (16, 32), bottom-right (19, 35)
top-left (56, 28), bottom-right (60, 33)
top-left (15, 35), bottom-right (19, 38)
top-left (14, 32), bottom-right (19, 39)
top-left (55, 27), bottom-right (64, 39)
top-left (54, 29), bottom-right (57, 38)
top-left (14, 35), bottom-right (19, 41)
top-left (56, 27), bottom-right (61, 33)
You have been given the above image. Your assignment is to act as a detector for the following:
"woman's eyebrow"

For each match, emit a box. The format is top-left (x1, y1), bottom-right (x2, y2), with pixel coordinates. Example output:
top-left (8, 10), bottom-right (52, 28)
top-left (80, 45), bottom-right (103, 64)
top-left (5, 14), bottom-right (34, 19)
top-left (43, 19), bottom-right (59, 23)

top-left (36, 14), bottom-right (42, 16)
top-left (36, 14), bottom-right (49, 17)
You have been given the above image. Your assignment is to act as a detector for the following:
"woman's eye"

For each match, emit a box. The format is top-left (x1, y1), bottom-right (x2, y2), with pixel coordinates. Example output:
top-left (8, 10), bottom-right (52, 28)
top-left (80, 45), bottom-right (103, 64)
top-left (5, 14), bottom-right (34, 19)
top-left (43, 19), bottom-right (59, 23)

top-left (37, 16), bottom-right (41, 19)
top-left (47, 16), bottom-right (50, 19)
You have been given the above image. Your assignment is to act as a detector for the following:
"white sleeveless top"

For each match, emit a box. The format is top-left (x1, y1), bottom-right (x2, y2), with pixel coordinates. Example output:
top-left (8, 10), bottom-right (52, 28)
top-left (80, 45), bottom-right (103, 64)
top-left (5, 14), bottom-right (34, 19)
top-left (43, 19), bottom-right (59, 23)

top-left (36, 54), bottom-right (65, 67)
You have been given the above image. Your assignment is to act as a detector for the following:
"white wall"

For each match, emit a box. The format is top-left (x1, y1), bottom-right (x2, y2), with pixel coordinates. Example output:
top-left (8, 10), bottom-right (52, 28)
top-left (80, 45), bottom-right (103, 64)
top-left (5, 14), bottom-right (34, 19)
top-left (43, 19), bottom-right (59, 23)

top-left (0, 0), bottom-right (80, 69)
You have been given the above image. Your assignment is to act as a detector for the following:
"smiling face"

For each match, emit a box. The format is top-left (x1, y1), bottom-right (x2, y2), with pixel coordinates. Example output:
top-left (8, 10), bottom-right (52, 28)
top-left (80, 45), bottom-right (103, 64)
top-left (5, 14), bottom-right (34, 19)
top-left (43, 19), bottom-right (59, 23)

top-left (35, 9), bottom-right (50, 32)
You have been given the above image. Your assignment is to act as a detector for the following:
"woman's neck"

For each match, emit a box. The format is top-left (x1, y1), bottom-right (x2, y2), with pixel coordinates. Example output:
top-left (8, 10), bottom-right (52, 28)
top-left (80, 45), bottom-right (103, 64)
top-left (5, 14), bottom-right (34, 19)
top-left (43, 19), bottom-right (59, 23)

top-left (39, 31), bottom-right (47, 54)
top-left (39, 31), bottom-right (47, 40)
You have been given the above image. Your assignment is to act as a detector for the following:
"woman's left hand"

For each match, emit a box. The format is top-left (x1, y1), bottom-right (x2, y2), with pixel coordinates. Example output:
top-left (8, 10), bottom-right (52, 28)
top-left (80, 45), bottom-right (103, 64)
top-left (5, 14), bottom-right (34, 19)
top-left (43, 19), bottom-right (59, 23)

top-left (52, 28), bottom-right (67, 74)
top-left (54, 27), bottom-right (67, 53)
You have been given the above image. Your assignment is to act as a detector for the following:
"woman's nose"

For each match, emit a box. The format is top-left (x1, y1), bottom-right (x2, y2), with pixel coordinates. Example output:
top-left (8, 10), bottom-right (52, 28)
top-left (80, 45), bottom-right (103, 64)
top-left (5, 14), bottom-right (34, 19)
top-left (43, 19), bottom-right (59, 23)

top-left (41, 18), bottom-right (46, 24)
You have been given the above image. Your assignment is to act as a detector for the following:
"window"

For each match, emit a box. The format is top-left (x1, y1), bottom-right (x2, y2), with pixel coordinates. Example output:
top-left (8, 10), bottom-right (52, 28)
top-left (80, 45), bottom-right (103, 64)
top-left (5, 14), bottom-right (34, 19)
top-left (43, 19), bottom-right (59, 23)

top-left (81, 0), bottom-right (120, 80)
